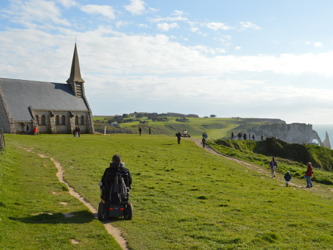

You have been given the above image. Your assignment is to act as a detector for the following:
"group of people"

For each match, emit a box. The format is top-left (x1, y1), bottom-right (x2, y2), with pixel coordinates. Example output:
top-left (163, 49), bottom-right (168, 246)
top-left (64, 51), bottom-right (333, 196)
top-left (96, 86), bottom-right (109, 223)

top-left (232, 132), bottom-right (255, 141)
top-left (26, 125), bottom-right (38, 135)
top-left (270, 157), bottom-right (313, 188)
top-left (138, 127), bottom-right (152, 136)
top-left (73, 127), bottom-right (81, 137)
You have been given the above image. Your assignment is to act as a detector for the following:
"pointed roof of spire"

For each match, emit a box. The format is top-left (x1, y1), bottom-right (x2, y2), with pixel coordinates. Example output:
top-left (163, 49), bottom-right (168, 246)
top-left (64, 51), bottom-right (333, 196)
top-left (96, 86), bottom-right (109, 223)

top-left (67, 43), bottom-right (85, 83)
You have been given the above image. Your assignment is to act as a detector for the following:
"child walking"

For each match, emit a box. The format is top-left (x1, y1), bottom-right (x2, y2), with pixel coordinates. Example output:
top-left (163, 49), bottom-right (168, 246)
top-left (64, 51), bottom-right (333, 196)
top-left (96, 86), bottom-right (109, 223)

top-left (284, 171), bottom-right (292, 187)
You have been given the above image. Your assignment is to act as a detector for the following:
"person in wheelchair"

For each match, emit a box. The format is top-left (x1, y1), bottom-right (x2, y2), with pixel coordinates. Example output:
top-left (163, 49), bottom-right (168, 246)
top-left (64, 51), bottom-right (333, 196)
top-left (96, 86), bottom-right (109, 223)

top-left (100, 154), bottom-right (132, 201)
top-left (99, 154), bottom-right (133, 220)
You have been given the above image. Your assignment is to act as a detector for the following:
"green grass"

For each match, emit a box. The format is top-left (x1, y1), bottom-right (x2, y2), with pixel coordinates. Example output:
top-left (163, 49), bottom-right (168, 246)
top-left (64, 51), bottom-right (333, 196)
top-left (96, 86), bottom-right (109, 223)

top-left (0, 143), bottom-right (121, 249)
top-left (5, 134), bottom-right (333, 249)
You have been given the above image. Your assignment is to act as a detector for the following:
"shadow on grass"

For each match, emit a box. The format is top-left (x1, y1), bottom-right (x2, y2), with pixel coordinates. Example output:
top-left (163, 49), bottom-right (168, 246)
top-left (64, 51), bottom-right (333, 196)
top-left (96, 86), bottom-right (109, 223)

top-left (9, 211), bottom-right (94, 224)
top-left (161, 144), bottom-right (173, 146)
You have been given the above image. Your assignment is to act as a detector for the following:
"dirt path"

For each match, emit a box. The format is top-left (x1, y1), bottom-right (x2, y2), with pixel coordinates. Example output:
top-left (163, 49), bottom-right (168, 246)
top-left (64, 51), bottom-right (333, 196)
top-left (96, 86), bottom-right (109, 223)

top-left (20, 147), bottom-right (128, 250)
top-left (189, 138), bottom-right (304, 189)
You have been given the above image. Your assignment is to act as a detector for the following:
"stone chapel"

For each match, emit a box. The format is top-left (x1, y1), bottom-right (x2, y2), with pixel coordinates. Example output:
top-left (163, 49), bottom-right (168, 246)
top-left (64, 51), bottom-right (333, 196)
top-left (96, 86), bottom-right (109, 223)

top-left (0, 44), bottom-right (95, 134)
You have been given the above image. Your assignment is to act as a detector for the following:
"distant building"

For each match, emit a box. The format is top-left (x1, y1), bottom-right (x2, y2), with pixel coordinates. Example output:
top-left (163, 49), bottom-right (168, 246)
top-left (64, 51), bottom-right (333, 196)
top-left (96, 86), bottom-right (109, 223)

top-left (0, 44), bottom-right (95, 134)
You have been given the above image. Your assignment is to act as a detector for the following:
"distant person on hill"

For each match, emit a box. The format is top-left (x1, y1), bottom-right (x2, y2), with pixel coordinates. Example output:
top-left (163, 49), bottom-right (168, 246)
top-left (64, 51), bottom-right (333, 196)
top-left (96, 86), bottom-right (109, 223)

top-left (33, 126), bottom-right (38, 136)
top-left (284, 171), bottom-right (292, 187)
top-left (202, 132), bottom-right (208, 139)
top-left (270, 157), bottom-right (278, 177)
top-left (77, 127), bottom-right (81, 137)
top-left (249, 133), bottom-right (251, 140)
top-left (305, 162), bottom-right (313, 188)
top-left (149, 127), bottom-right (152, 135)
top-left (252, 134), bottom-right (255, 141)
top-left (231, 132), bottom-right (234, 139)
top-left (238, 132), bottom-right (242, 140)
top-left (176, 132), bottom-right (182, 144)
top-left (202, 137), bottom-right (206, 148)
top-left (243, 133), bottom-right (247, 140)
top-left (26, 124), bottom-right (30, 135)
top-left (261, 134), bottom-right (264, 140)
top-left (138, 127), bottom-right (142, 136)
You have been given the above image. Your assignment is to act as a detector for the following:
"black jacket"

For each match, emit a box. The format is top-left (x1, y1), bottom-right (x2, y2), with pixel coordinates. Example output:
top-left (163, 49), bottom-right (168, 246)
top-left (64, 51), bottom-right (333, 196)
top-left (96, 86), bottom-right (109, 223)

top-left (101, 163), bottom-right (132, 187)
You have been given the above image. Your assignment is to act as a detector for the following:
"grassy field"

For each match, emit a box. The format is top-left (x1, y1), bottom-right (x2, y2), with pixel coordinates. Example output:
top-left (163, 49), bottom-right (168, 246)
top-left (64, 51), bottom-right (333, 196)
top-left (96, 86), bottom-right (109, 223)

top-left (93, 116), bottom-right (255, 139)
top-left (0, 142), bottom-right (121, 249)
top-left (4, 133), bottom-right (333, 249)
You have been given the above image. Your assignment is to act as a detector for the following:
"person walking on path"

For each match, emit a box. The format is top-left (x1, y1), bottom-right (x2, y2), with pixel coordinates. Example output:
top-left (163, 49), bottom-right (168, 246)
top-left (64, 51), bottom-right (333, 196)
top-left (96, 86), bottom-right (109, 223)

top-left (261, 134), bottom-right (264, 140)
top-left (138, 127), bottom-right (142, 136)
top-left (284, 171), bottom-right (292, 187)
top-left (33, 126), bottom-right (38, 136)
top-left (270, 157), bottom-right (278, 177)
top-left (176, 132), bottom-right (182, 144)
top-left (252, 134), bottom-right (255, 141)
top-left (149, 127), bottom-right (152, 135)
top-left (26, 124), bottom-right (30, 135)
top-left (77, 127), bottom-right (81, 137)
top-left (202, 137), bottom-right (206, 148)
top-left (305, 162), bottom-right (313, 188)
top-left (231, 132), bottom-right (234, 140)
top-left (0, 128), bottom-right (5, 153)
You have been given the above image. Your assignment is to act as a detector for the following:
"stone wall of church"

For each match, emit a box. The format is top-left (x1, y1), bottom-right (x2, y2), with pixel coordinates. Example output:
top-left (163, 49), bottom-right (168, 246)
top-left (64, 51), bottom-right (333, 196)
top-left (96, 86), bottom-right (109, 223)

top-left (30, 110), bottom-right (90, 134)
top-left (0, 88), bottom-right (12, 133)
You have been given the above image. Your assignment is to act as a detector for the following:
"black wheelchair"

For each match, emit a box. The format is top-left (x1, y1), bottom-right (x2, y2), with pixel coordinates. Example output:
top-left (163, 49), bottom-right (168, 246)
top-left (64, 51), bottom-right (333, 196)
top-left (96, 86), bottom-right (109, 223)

top-left (98, 163), bottom-right (133, 221)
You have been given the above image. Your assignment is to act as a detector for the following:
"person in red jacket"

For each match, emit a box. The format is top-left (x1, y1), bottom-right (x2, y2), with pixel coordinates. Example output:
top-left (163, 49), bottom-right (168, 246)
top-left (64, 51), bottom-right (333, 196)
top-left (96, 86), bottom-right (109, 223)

top-left (33, 126), bottom-right (38, 136)
top-left (305, 162), bottom-right (313, 188)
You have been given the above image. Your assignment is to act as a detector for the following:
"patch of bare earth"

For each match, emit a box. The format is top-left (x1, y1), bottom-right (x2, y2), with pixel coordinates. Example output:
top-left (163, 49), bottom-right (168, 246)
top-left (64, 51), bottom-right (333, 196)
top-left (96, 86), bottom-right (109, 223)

top-left (20, 147), bottom-right (128, 250)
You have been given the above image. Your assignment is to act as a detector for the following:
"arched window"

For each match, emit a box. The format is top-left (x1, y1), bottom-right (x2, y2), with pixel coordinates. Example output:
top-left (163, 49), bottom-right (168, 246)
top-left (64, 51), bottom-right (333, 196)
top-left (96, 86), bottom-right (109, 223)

top-left (61, 115), bottom-right (66, 125)
top-left (35, 115), bottom-right (40, 125)
top-left (75, 116), bottom-right (79, 125)
top-left (41, 115), bottom-right (46, 125)
top-left (81, 115), bottom-right (84, 125)
top-left (56, 115), bottom-right (60, 125)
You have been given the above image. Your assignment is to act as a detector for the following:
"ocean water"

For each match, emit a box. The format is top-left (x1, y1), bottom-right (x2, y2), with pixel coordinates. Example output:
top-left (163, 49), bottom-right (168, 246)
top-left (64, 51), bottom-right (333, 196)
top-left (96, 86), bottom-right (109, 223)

top-left (312, 124), bottom-right (333, 143)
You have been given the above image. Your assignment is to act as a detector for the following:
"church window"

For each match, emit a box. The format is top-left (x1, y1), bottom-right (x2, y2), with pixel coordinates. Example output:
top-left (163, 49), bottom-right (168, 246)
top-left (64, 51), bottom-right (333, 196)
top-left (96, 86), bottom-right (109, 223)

top-left (42, 115), bottom-right (46, 125)
top-left (75, 116), bottom-right (79, 125)
top-left (56, 115), bottom-right (60, 125)
top-left (35, 115), bottom-right (40, 125)
top-left (81, 115), bottom-right (85, 125)
top-left (61, 115), bottom-right (66, 125)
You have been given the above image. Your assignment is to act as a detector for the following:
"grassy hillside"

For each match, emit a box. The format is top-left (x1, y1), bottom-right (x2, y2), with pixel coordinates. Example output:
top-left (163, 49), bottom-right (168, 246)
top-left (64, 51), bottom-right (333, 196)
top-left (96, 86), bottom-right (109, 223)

top-left (209, 138), bottom-right (333, 184)
top-left (5, 134), bottom-right (333, 249)
top-left (0, 142), bottom-right (121, 249)
top-left (93, 116), bottom-right (271, 139)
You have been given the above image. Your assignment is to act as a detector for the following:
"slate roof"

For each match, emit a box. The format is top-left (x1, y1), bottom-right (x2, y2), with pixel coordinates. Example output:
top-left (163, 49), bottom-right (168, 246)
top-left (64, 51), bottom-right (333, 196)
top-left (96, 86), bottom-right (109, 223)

top-left (0, 78), bottom-right (89, 121)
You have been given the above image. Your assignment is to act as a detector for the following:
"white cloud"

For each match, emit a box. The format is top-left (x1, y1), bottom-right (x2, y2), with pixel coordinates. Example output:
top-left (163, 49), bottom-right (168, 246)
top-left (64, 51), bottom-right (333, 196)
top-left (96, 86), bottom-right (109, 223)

top-left (235, 46), bottom-right (241, 50)
top-left (124, 0), bottom-right (145, 15)
top-left (116, 21), bottom-right (127, 28)
top-left (305, 41), bottom-right (311, 45)
top-left (190, 27), bottom-right (199, 32)
top-left (148, 16), bottom-right (188, 22)
top-left (184, 38), bottom-right (189, 41)
top-left (138, 23), bottom-right (149, 28)
top-left (2, 0), bottom-right (70, 27)
top-left (157, 23), bottom-right (179, 31)
top-left (240, 21), bottom-right (261, 30)
top-left (80, 5), bottom-right (116, 19)
top-left (202, 22), bottom-right (231, 31)
top-left (149, 7), bottom-right (159, 13)
top-left (172, 10), bottom-right (187, 16)
top-left (314, 42), bottom-right (322, 47)
top-left (56, 0), bottom-right (77, 8)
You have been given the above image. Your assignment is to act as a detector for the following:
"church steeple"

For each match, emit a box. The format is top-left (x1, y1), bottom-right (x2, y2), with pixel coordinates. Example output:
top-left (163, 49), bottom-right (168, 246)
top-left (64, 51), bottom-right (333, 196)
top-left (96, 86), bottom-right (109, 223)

top-left (67, 43), bottom-right (84, 84)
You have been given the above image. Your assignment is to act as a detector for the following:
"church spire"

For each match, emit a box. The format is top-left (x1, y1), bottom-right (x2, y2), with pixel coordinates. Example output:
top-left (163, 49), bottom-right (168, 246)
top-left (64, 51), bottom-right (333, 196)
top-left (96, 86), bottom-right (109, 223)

top-left (67, 43), bottom-right (85, 84)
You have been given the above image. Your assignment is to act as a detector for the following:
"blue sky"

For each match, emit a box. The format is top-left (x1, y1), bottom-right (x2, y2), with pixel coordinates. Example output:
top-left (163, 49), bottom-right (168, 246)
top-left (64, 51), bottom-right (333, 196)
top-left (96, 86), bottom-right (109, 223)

top-left (1, 0), bottom-right (333, 124)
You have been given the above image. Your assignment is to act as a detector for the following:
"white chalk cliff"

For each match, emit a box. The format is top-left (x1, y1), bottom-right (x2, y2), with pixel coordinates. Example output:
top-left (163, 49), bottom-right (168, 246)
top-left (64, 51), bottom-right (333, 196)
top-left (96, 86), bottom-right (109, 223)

top-left (323, 131), bottom-right (331, 149)
top-left (249, 123), bottom-right (324, 146)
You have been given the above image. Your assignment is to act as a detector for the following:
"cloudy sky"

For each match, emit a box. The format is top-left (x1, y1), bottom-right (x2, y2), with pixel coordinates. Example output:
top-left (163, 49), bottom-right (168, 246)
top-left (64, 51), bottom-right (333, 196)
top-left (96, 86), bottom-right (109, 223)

top-left (1, 0), bottom-right (333, 124)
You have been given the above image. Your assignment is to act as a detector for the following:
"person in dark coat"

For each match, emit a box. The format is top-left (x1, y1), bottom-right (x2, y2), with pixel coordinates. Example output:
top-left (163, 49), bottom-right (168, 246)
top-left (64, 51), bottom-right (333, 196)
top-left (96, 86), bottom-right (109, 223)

top-left (231, 132), bottom-right (234, 139)
top-left (284, 171), bottom-right (292, 187)
top-left (100, 154), bottom-right (132, 200)
top-left (138, 127), bottom-right (142, 136)
top-left (149, 127), bottom-right (152, 135)
top-left (77, 127), bottom-right (81, 137)
top-left (26, 124), bottom-right (30, 135)
top-left (176, 132), bottom-right (182, 144)
top-left (270, 157), bottom-right (278, 177)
